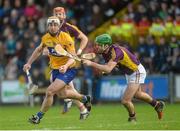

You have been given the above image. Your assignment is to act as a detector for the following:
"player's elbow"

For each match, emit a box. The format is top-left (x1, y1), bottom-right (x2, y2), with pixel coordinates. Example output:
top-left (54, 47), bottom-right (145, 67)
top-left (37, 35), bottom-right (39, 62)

top-left (80, 33), bottom-right (88, 43)
top-left (83, 35), bottom-right (88, 43)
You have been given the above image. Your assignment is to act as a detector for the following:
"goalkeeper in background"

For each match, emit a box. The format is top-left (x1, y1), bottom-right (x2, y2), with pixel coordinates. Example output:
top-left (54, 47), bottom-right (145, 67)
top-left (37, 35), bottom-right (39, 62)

top-left (83, 34), bottom-right (165, 122)
top-left (43, 7), bottom-right (89, 119)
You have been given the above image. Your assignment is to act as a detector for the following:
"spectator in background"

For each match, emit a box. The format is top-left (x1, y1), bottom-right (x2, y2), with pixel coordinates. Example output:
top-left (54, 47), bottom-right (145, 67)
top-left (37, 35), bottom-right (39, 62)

top-left (136, 16), bottom-right (151, 36)
top-left (158, 2), bottom-right (169, 20)
top-left (108, 17), bottom-right (121, 40)
top-left (24, 0), bottom-right (41, 21)
top-left (9, 9), bottom-right (19, 30)
top-left (164, 15), bottom-right (174, 37)
top-left (147, 1), bottom-right (158, 21)
top-left (173, 14), bottom-right (180, 36)
top-left (167, 36), bottom-right (180, 73)
top-left (136, 36), bottom-right (148, 66)
top-left (32, 68), bottom-right (48, 88)
top-left (156, 37), bottom-right (169, 73)
top-left (14, 0), bottom-right (24, 16)
top-left (134, 4), bottom-right (147, 23)
top-left (5, 57), bottom-right (18, 80)
top-left (4, 32), bottom-right (16, 59)
top-left (149, 17), bottom-right (165, 43)
top-left (119, 14), bottom-right (136, 46)
top-left (16, 40), bottom-right (27, 73)
top-left (146, 36), bottom-right (158, 74)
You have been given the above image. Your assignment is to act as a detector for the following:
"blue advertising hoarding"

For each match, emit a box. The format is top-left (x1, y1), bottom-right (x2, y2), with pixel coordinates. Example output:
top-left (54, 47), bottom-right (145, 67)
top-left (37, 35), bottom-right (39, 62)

top-left (95, 75), bottom-right (168, 101)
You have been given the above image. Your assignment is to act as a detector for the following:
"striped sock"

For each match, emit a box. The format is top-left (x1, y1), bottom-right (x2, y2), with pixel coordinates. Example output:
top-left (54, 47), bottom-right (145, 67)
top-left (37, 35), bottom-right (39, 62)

top-left (150, 99), bottom-right (157, 107)
top-left (37, 111), bottom-right (44, 119)
top-left (81, 96), bottom-right (87, 103)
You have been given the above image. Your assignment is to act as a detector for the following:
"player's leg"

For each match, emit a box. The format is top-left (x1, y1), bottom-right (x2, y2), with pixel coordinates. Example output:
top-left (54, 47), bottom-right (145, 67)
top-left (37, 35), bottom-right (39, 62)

top-left (121, 83), bottom-right (140, 122)
top-left (29, 79), bottom-right (67, 124)
top-left (29, 69), bottom-right (91, 124)
top-left (134, 86), bottom-right (165, 119)
top-left (68, 83), bottom-right (90, 119)
top-left (57, 86), bottom-right (90, 120)
top-left (62, 82), bottom-right (73, 114)
top-left (62, 81), bottom-right (90, 119)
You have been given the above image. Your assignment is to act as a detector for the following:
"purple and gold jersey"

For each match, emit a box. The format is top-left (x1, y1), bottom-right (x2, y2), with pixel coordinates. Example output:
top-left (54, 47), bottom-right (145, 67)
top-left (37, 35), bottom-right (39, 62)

top-left (102, 44), bottom-right (140, 75)
top-left (61, 22), bottom-right (81, 39)
top-left (40, 31), bottom-right (76, 69)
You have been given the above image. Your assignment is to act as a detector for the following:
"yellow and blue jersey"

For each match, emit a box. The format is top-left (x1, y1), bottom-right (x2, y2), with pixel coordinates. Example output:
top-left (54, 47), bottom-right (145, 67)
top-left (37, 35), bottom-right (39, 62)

top-left (40, 31), bottom-right (76, 69)
top-left (102, 44), bottom-right (140, 75)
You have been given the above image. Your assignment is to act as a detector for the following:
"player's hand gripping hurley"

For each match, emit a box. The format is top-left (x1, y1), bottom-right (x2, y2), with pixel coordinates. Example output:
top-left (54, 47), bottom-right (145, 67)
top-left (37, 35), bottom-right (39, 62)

top-left (26, 70), bottom-right (38, 95)
top-left (55, 44), bottom-right (96, 61)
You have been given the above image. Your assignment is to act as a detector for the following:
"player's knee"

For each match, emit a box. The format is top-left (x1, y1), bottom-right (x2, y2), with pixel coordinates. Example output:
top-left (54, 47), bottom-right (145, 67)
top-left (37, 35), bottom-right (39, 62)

top-left (46, 89), bottom-right (54, 97)
top-left (134, 91), bottom-right (142, 98)
top-left (63, 89), bottom-right (69, 97)
top-left (121, 99), bottom-right (130, 105)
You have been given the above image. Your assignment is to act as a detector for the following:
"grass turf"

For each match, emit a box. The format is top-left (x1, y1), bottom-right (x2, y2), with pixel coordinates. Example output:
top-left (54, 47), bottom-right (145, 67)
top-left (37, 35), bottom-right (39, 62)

top-left (0, 103), bottom-right (180, 130)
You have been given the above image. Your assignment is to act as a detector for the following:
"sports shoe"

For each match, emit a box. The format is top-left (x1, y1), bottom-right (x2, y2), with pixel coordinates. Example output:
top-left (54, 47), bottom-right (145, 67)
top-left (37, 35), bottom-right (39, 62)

top-left (83, 95), bottom-right (92, 112)
top-left (128, 116), bottom-right (137, 122)
top-left (155, 101), bottom-right (165, 120)
top-left (79, 111), bottom-right (90, 120)
top-left (62, 99), bottom-right (73, 114)
top-left (28, 115), bottom-right (40, 124)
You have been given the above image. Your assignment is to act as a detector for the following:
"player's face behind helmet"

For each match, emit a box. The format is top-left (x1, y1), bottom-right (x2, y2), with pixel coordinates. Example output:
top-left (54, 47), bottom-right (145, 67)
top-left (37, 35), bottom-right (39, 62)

top-left (94, 34), bottom-right (112, 54)
top-left (53, 7), bottom-right (66, 23)
top-left (47, 16), bottom-right (61, 36)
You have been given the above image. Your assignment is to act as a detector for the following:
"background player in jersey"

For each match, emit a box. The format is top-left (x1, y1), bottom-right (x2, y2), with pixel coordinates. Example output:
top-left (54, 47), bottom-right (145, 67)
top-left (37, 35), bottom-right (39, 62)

top-left (83, 34), bottom-right (165, 122)
top-left (43, 7), bottom-right (89, 115)
top-left (23, 16), bottom-right (91, 124)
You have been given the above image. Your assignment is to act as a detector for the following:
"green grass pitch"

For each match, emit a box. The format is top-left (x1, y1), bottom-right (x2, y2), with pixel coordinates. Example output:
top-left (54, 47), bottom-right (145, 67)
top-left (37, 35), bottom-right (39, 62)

top-left (0, 103), bottom-right (180, 130)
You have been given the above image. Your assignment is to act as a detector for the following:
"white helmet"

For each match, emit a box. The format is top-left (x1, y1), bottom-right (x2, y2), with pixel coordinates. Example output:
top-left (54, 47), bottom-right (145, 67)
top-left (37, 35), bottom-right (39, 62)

top-left (47, 16), bottom-right (60, 26)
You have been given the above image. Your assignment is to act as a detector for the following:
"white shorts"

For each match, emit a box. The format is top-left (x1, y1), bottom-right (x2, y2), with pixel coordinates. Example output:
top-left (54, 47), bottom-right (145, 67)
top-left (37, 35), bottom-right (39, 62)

top-left (125, 64), bottom-right (146, 84)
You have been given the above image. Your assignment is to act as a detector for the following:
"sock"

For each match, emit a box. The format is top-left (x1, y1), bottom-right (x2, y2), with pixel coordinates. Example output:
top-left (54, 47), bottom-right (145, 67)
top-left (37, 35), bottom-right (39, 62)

top-left (129, 113), bottom-right (136, 118)
top-left (79, 104), bottom-right (84, 111)
top-left (80, 108), bottom-right (87, 114)
top-left (37, 111), bottom-right (45, 119)
top-left (81, 96), bottom-right (87, 103)
top-left (150, 99), bottom-right (157, 107)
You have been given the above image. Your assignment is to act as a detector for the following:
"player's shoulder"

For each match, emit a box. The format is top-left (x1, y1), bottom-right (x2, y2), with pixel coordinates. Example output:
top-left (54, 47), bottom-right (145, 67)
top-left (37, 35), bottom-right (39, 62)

top-left (42, 33), bottom-right (51, 40)
top-left (59, 31), bottom-right (71, 38)
top-left (59, 31), bottom-right (73, 43)
top-left (65, 22), bottom-right (79, 30)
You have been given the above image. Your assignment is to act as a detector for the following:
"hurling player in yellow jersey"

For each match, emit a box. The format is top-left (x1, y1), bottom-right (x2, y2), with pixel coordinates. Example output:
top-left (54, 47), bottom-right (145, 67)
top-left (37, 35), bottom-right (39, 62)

top-left (83, 34), bottom-right (165, 122)
top-left (23, 16), bottom-right (91, 124)
top-left (49, 7), bottom-right (89, 115)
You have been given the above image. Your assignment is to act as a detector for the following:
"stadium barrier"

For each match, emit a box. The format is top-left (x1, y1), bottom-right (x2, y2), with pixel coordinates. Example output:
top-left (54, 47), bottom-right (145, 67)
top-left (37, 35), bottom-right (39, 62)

top-left (95, 75), bottom-right (169, 101)
top-left (1, 75), bottom-right (180, 105)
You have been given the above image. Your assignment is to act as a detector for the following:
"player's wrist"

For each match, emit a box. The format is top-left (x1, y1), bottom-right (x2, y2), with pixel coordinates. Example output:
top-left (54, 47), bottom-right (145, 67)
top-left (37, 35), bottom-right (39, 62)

top-left (77, 49), bottom-right (82, 55)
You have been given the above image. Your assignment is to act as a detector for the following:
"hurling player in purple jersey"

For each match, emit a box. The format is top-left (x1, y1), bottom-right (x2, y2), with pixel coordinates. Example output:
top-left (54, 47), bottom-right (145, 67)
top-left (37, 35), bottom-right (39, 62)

top-left (83, 34), bottom-right (165, 122)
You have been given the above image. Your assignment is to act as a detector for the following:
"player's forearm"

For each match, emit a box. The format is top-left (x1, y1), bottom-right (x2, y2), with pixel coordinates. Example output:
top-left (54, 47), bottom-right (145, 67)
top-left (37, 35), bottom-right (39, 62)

top-left (91, 62), bottom-right (112, 73)
top-left (78, 33), bottom-right (88, 53)
top-left (65, 58), bottom-right (75, 68)
top-left (27, 47), bottom-right (42, 65)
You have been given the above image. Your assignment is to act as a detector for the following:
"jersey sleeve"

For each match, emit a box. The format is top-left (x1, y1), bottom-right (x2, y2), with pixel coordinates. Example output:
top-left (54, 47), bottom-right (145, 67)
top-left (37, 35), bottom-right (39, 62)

top-left (111, 47), bottom-right (124, 62)
top-left (40, 34), bottom-right (48, 48)
top-left (66, 23), bottom-right (81, 38)
top-left (63, 33), bottom-right (76, 54)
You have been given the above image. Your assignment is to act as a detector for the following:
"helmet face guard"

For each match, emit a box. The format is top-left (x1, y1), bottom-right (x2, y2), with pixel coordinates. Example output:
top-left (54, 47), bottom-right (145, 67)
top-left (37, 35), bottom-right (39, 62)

top-left (47, 16), bottom-right (61, 25)
top-left (53, 7), bottom-right (66, 20)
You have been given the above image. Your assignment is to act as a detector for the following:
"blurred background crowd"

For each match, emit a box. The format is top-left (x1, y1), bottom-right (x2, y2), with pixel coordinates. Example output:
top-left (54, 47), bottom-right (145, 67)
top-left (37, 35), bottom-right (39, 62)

top-left (0, 0), bottom-right (179, 91)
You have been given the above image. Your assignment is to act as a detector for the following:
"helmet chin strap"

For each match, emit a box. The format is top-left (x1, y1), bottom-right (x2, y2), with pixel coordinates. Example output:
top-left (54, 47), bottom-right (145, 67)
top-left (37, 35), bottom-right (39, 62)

top-left (103, 45), bottom-right (110, 53)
